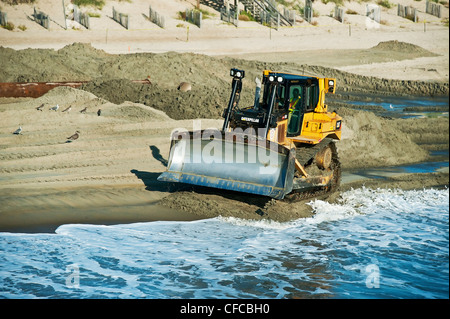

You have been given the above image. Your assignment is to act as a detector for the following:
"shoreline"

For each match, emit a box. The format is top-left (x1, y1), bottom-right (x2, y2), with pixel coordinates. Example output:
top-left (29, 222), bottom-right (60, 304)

top-left (1, 169), bottom-right (447, 233)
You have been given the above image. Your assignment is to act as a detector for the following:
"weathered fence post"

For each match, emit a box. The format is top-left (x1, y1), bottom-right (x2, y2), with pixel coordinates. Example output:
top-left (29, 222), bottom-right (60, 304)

top-left (304, 0), bottom-right (312, 23)
top-left (334, 6), bottom-right (345, 23)
top-left (0, 11), bottom-right (7, 27)
top-left (62, 0), bottom-right (67, 29)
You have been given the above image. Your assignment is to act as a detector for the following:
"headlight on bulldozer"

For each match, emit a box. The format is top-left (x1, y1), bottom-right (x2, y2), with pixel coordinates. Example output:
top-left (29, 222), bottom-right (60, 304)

top-left (325, 78), bottom-right (336, 93)
top-left (230, 68), bottom-right (245, 79)
top-left (336, 120), bottom-right (342, 130)
top-left (268, 75), bottom-right (284, 83)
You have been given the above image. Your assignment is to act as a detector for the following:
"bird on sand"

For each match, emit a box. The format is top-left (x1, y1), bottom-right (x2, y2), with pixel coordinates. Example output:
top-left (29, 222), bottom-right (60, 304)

top-left (12, 125), bottom-right (22, 135)
top-left (36, 103), bottom-right (45, 111)
top-left (97, 109), bottom-right (101, 116)
top-left (80, 107), bottom-right (87, 114)
top-left (50, 104), bottom-right (59, 111)
top-left (62, 106), bottom-right (72, 113)
top-left (66, 130), bottom-right (80, 143)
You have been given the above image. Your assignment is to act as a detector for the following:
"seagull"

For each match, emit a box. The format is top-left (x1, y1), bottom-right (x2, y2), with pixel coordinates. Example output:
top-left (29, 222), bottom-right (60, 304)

top-left (66, 130), bottom-right (80, 143)
top-left (389, 104), bottom-right (394, 109)
top-left (97, 109), bottom-right (101, 116)
top-left (62, 106), bottom-right (72, 113)
top-left (50, 104), bottom-right (59, 111)
top-left (12, 125), bottom-right (22, 135)
top-left (80, 107), bottom-right (87, 114)
top-left (36, 103), bottom-right (45, 111)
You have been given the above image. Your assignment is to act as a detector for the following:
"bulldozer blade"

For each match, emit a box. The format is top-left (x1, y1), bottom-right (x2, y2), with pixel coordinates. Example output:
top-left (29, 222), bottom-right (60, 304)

top-left (157, 130), bottom-right (296, 199)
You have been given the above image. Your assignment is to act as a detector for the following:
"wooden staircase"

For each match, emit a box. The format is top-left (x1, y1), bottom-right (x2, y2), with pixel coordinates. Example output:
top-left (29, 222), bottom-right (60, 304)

top-left (201, 0), bottom-right (293, 27)
top-left (241, 0), bottom-right (293, 26)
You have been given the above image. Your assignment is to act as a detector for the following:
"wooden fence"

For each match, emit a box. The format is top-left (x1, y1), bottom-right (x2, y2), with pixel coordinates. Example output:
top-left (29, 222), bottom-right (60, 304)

top-left (34, 7), bottom-right (50, 29)
top-left (398, 4), bottom-right (417, 22)
top-left (149, 5), bottom-right (165, 28)
top-left (426, 0), bottom-right (441, 18)
top-left (73, 5), bottom-right (90, 29)
top-left (112, 6), bottom-right (129, 29)
top-left (185, 9), bottom-right (202, 28)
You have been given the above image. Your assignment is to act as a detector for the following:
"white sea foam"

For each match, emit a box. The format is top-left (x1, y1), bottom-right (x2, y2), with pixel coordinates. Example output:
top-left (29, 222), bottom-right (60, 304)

top-left (1, 188), bottom-right (448, 298)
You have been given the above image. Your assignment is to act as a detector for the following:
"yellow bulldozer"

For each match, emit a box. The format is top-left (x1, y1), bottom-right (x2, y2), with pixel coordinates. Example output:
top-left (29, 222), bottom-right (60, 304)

top-left (158, 68), bottom-right (342, 199)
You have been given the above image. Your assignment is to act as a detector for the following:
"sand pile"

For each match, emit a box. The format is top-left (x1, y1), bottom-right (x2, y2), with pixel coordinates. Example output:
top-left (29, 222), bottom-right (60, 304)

top-left (22, 85), bottom-right (105, 107)
top-left (1, 42), bottom-right (448, 101)
top-left (337, 108), bottom-right (430, 168)
top-left (368, 40), bottom-right (438, 57)
top-left (108, 102), bottom-right (172, 122)
top-left (394, 117), bottom-right (450, 148)
top-left (80, 79), bottom-right (240, 120)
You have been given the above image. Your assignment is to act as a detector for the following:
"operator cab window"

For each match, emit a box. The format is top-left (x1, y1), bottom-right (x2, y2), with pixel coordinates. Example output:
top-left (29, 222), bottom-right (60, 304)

top-left (287, 85), bottom-right (304, 135)
top-left (305, 83), bottom-right (319, 112)
top-left (262, 84), bottom-right (285, 111)
top-left (275, 85), bottom-right (286, 110)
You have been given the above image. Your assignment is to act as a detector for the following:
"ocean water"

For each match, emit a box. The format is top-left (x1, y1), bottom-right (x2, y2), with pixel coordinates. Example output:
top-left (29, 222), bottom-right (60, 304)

top-left (0, 187), bottom-right (448, 299)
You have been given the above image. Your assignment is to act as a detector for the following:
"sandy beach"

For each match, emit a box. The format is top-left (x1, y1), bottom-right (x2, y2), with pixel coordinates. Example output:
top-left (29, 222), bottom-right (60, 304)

top-left (0, 0), bottom-right (448, 232)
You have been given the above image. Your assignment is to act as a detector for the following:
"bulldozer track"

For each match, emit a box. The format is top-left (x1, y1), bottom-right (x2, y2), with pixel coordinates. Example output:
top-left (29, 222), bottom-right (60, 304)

top-left (285, 138), bottom-right (341, 202)
top-left (295, 137), bottom-right (335, 167)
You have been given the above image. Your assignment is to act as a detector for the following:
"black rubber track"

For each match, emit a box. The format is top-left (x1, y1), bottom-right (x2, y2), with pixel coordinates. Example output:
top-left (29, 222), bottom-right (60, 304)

top-left (284, 138), bottom-right (341, 202)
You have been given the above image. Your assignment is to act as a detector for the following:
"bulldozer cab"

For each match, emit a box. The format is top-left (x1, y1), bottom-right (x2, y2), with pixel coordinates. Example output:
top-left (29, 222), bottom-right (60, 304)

top-left (259, 73), bottom-right (321, 137)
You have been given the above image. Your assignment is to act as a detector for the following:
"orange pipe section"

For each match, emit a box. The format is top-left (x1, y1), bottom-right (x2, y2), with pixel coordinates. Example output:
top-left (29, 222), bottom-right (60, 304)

top-left (0, 82), bottom-right (86, 98)
top-left (0, 80), bottom-right (151, 98)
